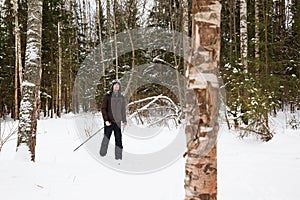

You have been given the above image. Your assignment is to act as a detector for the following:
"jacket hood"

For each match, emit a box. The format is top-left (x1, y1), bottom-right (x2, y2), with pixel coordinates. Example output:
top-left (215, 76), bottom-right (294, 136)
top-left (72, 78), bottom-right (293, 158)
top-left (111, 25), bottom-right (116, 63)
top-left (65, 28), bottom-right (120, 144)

top-left (110, 79), bottom-right (122, 94)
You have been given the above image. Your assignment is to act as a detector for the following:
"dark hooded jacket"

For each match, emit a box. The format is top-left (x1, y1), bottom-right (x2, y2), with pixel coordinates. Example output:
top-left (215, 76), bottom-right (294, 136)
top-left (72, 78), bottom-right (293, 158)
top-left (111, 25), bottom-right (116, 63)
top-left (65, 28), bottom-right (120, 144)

top-left (101, 81), bottom-right (127, 123)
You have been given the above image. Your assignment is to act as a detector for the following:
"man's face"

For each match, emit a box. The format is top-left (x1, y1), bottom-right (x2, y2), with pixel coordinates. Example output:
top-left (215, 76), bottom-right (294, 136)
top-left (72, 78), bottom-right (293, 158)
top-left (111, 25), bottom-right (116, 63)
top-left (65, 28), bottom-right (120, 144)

top-left (113, 83), bottom-right (120, 92)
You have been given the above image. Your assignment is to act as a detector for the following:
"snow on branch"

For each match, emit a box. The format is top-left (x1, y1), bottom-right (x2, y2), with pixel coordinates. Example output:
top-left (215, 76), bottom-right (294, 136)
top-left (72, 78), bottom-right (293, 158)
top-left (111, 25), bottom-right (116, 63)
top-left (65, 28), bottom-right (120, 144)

top-left (128, 95), bottom-right (180, 127)
top-left (22, 81), bottom-right (36, 87)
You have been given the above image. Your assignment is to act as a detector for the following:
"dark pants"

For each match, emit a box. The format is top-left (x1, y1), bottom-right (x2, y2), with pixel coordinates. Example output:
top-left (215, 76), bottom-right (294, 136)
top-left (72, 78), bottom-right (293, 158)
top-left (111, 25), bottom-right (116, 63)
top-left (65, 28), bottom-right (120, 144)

top-left (100, 122), bottom-right (123, 160)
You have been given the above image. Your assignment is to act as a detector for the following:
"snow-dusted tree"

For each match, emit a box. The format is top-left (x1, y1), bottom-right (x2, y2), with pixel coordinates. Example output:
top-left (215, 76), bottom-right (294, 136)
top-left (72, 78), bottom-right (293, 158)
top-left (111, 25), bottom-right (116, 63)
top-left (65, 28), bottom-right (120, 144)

top-left (184, 0), bottom-right (221, 199)
top-left (17, 0), bottom-right (43, 161)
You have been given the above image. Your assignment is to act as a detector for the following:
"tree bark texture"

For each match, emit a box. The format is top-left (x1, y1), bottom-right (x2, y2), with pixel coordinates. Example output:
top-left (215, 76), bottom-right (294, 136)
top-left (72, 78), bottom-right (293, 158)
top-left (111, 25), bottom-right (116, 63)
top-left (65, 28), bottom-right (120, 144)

top-left (184, 0), bottom-right (221, 199)
top-left (17, 0), bottom-right (43, 161)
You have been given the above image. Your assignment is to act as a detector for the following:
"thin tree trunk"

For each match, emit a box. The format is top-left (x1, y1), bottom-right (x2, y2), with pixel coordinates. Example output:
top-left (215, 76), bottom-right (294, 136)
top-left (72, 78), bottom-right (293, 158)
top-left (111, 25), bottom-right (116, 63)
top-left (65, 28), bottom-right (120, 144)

top-left (57, 2), bottom-right (62, 118)
top-left (88, 1), bottom-right (93, 48)
top-left (73, 0), bottom-right (80, 114)
top-left (107, 0), bottom-right (111, 38)
top-left (113, 0), bottom-right (118, 79)
top-left (125, 0), bottom-right (131, 25)
top-left (68, 36), bottom-right (72, 113)
top-left (82, 0), bottom-right (87, 49)
top-left (229, 0), bottom-right (233, 62)
top-left (184, 0), bottom-right (221, 199)
top-left (66, 0), bottom-right (73, 113)
top-left (233, 0), bottom-right (238, 59)
top-left (12, 0), bottom-right (23, 103)
top-left (264, 0), bottom-right (269, 75)
top-left (264, 0), bottom-right (269, 131)
top-left (48, 6), bottom-right (56, 117)
top-left (122, 0), bottom-right (136, 96)
top-left (280, 0), bottom-right (285, 31)
top-left (17, 0), bottom-right (43, 162)
top-left (170, 0), bottom-right (183, 118)
top-left (182, 0), bottom-right (189, 35)
top-left (255, 0), bottom-right (260, 59)
top-left (240, 0), bottom-right (248, 72)
top-left (96, 0), bottom-right (106, 89)
top-left (107, 0), bottom-right (114, 63)
top-left (17, 13), bottom-right (23, 94)
top-left (51, 85), bottom-right (54, 118)
top-left (13, 0), bottom-right (19, 120)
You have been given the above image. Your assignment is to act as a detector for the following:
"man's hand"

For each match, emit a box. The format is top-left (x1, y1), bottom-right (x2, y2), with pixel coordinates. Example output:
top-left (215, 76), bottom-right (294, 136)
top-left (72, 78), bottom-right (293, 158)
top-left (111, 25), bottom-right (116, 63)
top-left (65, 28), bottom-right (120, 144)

top-left (122, 122), bottom-right (127, 131)
top-left (105, 121), bottom-right (111, 126)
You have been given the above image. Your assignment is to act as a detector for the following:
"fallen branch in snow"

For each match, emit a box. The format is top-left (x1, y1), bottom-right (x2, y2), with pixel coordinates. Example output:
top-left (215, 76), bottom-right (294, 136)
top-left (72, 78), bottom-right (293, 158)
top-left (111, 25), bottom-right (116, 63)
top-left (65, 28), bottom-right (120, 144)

top-left (147, 114), bottom-right (179, 127)
top-left (239, 125), bottom-right (273, 142)
top-left (0, 120), bottom-right (18, 152)
top-left (128, 95), bottom-right (179, 118)
top-left (128, 95), bottom-right (180, 127)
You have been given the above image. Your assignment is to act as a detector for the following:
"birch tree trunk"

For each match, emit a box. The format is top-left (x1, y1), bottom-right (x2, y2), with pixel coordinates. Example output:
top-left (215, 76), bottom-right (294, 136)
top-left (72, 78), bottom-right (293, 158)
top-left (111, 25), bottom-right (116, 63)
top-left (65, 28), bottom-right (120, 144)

top-left (17, 0), bottom-right (43, 161)
top-left (240, 0), bottom-right (248, 72)
top-left (255, 0), bottom-right (260, 59)
top-left (184, 0), bottom-right (221, 199)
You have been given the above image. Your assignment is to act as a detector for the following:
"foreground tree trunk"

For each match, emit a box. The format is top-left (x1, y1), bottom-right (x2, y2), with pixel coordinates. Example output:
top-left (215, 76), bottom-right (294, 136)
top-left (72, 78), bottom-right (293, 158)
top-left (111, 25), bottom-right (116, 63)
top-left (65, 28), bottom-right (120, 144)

top-left (184, 0), bottom-right (221, 199)
top-left (17, 0), bottom-right (43, 161)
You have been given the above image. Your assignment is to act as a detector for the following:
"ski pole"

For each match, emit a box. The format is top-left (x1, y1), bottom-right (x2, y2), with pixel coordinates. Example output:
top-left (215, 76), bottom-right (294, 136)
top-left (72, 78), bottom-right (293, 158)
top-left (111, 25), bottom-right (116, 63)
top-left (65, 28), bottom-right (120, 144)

top-left (73, 126), bottom-right (105, 152)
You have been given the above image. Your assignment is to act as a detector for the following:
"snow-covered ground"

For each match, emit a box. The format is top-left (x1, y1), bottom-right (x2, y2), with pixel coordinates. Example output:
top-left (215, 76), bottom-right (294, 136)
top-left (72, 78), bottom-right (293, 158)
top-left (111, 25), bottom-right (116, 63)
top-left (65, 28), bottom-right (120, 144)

top-left (0, 112), bottom-right (300, 200)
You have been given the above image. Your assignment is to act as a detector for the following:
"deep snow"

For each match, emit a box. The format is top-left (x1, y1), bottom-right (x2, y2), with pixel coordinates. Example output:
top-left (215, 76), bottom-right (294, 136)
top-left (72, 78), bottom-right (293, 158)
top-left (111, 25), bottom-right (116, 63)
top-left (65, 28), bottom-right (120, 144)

top-left (0, 112), bottom-right (300, 200)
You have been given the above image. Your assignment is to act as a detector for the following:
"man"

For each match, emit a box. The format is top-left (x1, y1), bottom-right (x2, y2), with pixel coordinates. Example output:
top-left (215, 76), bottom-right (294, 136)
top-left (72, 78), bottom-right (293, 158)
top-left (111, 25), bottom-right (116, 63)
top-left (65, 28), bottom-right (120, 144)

top-left (100, 79), bottom-right (127, 160)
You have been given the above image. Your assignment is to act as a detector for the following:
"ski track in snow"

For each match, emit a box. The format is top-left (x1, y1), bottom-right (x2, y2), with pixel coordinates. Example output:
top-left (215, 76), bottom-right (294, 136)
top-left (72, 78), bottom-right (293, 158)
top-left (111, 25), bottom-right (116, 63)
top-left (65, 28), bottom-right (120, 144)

top-left (0, 112), bottom-right (300, 200)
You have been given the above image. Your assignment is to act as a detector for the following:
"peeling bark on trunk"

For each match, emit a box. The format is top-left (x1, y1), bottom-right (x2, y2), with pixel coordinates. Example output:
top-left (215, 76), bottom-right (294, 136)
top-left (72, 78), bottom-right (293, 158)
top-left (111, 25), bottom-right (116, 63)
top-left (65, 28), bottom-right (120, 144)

top-left (184, 0), bottom-right (221, 199)
top-left (17, 0), bottom-right (43, 162)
